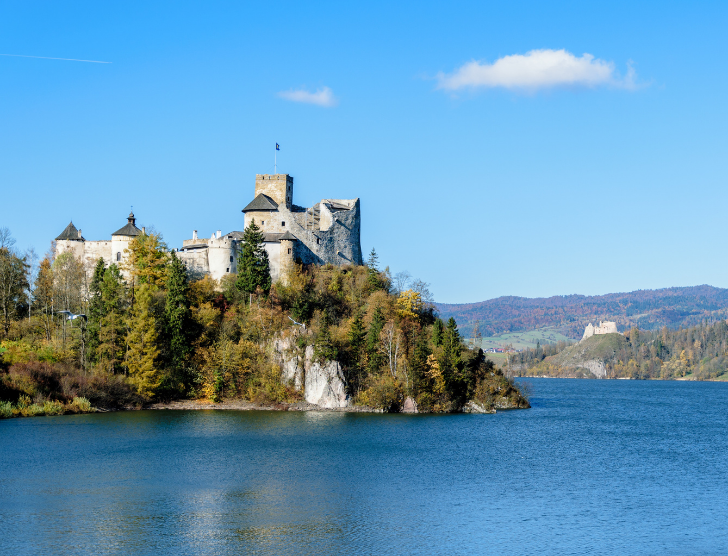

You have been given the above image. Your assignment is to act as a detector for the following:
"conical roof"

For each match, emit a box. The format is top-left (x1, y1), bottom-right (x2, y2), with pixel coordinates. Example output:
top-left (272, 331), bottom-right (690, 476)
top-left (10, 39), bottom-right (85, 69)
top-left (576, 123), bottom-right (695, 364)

top-left (112, 211), bottom-right (142, 237)
top-left (55, 221), bottom-right (84, 241)
top-left (242, 194), bottom-right (278, 212)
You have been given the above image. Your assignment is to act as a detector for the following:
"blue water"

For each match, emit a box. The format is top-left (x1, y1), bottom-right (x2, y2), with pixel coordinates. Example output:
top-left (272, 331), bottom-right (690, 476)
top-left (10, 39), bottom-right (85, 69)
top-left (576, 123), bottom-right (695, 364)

top-left (1, 378), bottom-right (727, 555)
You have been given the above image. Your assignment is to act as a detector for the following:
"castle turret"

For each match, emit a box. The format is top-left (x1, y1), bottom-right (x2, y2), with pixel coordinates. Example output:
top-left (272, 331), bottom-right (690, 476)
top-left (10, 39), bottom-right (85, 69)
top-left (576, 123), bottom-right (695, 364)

top-left (111, 211), bottom-right (142, 266)
top-left (278, 230), bottom-right (297, 283)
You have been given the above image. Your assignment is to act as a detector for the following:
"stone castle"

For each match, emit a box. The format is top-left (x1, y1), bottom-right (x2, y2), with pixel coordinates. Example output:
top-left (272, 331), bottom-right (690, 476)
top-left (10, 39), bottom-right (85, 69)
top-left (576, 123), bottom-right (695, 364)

top-left (581, 321), bottom-right (619, 341)
top-left (54, 173), bottom-right (362, 283)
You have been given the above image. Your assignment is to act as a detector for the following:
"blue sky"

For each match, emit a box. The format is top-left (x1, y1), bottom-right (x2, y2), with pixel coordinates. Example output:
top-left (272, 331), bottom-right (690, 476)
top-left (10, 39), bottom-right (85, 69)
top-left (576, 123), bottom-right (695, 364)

top-left (1, 1), bottom-right (726, 303)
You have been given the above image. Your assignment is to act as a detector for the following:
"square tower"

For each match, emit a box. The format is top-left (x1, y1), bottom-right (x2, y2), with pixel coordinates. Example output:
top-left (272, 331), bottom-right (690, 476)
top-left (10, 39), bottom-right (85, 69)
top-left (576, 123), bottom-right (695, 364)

top-left (255, 174), bottom-right (293, 210)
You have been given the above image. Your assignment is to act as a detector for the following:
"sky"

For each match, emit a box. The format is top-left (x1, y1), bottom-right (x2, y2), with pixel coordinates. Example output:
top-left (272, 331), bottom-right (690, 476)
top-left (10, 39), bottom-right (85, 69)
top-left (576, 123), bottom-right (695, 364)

top-left (1, 0), bottom-right (727, 303)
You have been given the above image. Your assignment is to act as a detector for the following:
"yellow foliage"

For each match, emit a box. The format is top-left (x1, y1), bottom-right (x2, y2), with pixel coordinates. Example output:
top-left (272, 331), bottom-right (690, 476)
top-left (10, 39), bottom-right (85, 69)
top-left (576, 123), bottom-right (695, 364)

top-left (396, 290), bottom-right (422, 319)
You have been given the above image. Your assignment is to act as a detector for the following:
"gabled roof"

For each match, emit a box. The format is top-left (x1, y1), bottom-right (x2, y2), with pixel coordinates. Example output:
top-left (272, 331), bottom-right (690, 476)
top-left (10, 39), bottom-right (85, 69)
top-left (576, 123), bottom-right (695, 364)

top-left (242, 194), bottom-right (278, 213)
top-left (279, 231), bottom-right (297, 241)
top-left (56, 221), bottom-right (84, 241)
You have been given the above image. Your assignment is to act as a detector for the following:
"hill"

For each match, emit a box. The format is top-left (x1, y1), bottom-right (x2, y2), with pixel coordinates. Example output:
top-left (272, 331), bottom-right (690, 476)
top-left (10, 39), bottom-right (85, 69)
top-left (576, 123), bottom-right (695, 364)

top-left (511, 318), bottom-right (728, 380)
top-left (437, 285), bottom-right (728, 339)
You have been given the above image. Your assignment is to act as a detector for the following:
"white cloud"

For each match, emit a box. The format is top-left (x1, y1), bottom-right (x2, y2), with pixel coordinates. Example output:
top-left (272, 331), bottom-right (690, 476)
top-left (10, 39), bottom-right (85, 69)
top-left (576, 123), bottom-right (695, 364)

top-left (277, 86), bottom-right (338, 107)
top-left (436, 49), bottom-right (637, 92)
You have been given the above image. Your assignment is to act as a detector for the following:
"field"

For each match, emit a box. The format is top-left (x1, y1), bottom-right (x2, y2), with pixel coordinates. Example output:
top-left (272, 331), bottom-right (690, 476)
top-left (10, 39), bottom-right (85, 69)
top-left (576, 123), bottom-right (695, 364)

top-left (467, 326), bottom-right (573, 351)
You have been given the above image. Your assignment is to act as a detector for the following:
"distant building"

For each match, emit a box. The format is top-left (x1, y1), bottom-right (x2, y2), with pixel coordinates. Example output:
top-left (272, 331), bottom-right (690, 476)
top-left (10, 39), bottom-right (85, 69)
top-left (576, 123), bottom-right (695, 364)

top-left (582, 321), bottom-right (619, 341)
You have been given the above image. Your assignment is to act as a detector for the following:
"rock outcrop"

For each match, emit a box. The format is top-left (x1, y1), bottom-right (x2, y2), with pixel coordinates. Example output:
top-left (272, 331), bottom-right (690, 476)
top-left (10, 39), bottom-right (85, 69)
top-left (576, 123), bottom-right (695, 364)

top-left (401, 397), bottom-right (418, 413)
top-left (273, 331), bottom-right (349, 409)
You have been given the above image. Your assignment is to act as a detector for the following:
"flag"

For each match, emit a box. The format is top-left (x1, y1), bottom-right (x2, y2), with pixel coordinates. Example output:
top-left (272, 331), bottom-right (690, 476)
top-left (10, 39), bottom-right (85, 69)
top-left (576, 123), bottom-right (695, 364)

top-left (276, 143), bottom-right (280, 151)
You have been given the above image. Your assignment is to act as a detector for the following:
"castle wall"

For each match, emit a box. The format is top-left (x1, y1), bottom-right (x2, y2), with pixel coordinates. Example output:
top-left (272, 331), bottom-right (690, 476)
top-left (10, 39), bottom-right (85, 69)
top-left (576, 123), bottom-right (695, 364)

top-left (177, 247), bottom-right (209, 280)
top-left (263, 241), bottom-right (281, 283)
top-left (245, 211), bottom-right (287, 234)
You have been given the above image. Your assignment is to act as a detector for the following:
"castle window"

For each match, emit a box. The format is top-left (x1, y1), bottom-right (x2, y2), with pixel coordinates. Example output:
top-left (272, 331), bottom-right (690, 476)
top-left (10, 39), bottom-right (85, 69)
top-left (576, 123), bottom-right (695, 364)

top-left (229, 256), bottom-right (233, 262)
top-left (226, 268), bottom-right (229, 273)
top-left (281, 221), bottom-right (285, 227)
top-left (262, 221), bottom-right (265, 225)
top-left (116, 252), bottom-right (121, 262)
top-left (317, 238), bottom-right (321, 245)
top-left (287, 248), bottom-right (291, 254)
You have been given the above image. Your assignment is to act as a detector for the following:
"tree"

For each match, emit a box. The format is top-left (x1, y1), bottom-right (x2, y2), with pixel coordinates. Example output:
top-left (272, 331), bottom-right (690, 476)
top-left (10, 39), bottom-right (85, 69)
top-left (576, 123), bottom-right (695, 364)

top-left (236, 219), bottom-right (271, 298)
top-left (347, 310), bottom-right (366, 393)
top-left (366, 305), bottom-right (386, 373)
top-left (432, 318), bottom-right (444, 347)
top-left (87, 258), bottom-right (106, 361)
top-left (97, 264), bottom-right (126, 374)
top-left (164, 251), bottom-right (192, 378)
top-left (0, 244), bottom-right (28, 335)
top-left (125, 283), bottom-right (161, 397)
top-left (365, 248), bottom-right (386, 293)
top-left (123, 231), bottom-right (169, 288)
top-left (33, 258), bottom-right (55, 341)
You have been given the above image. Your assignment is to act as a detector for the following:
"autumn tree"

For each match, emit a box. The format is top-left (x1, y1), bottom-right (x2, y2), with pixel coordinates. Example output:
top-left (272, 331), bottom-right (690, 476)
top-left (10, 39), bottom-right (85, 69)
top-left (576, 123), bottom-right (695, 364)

top-left (0, 239), bottom-right (29, 335)
top-left (33, 257), bottom-right (55, 340)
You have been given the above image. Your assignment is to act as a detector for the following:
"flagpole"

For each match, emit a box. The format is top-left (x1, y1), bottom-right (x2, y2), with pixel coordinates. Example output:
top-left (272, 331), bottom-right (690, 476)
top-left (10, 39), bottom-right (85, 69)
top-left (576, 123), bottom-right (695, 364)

top-left (275, 147), bottom-right (277, 174)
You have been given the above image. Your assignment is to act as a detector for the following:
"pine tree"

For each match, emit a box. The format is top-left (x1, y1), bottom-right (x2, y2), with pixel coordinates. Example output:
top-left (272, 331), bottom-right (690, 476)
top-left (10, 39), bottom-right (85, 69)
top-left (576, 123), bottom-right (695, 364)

top-left (87, 258), bottom-right (106, 362)
top-left (347, 310), bottom-right (366, 392)
top-left (164, 251), bottom-right (191, 376)
top-left (365, 248), bottom-right (385, 293)
top-left (236, 219), bottom-right (271, 298)
top-left (432, 318), bottom-right (444, 347)
top-left (366, 305), bottom-right (385, 373)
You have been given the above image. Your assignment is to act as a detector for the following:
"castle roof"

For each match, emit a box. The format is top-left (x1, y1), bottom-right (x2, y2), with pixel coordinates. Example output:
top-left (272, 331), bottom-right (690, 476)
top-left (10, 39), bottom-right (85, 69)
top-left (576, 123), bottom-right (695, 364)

top-left (112, 211), bottom-right (142, 237)
top-left (55, 221), bottom-right (84, 241)
top-left (278, 231), bottom-right (297, 241)
top-left (242, 194), bottom-right (278, 213)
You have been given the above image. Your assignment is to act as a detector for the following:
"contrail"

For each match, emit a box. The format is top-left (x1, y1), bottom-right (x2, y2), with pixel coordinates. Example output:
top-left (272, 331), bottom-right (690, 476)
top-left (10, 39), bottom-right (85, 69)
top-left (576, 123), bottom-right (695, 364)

top-left (0, 53), bottom-right (111, 64)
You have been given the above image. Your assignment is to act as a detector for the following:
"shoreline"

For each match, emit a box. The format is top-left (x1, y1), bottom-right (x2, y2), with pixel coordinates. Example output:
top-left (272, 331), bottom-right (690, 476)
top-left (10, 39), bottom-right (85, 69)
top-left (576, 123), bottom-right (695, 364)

top-left (146, 399), bottom-right (385, 413)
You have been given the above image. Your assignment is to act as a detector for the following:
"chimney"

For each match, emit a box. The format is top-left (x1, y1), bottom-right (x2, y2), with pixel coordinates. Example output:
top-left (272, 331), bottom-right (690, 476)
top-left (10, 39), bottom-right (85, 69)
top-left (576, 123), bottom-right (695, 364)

top-left (142, 227), bottom-right (146, 234)
top-left (77, 229), bottom-right (82, 238)
top-left (217, 230), bottom-right (222, 239)
top-left (193, 230), bottom-right (198, 241)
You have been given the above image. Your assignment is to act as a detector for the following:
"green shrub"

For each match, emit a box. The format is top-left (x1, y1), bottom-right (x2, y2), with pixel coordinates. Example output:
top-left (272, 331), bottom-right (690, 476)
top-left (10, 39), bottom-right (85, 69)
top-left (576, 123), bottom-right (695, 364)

top-left (17, 394), bottom-right (31, 409)
top-left (42, 400), bottom-right (65, 416)
top-left (70, 397), bottom-right (92, 413)
top-left (21, 403), bottom-right (44, 417)
top-left (0, 401), bottom-right (12, 419)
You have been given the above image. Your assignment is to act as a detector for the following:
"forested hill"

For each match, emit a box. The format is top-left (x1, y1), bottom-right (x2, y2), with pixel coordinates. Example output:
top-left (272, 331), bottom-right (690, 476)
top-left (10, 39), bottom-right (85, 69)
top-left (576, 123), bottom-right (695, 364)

top-left (436, 285), bottom-right (728, 339)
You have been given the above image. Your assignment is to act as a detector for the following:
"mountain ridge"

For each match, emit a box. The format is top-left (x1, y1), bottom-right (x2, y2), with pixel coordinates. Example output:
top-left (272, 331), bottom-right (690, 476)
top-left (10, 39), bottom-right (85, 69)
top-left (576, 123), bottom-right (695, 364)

top-left (436, 285), bottom-right (728, 339)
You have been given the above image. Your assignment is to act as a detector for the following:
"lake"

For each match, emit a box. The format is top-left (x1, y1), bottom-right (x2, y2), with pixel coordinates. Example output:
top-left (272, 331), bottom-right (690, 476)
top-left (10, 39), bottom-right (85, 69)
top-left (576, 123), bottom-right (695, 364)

top-left (1, 378), bottom-right (727, 555)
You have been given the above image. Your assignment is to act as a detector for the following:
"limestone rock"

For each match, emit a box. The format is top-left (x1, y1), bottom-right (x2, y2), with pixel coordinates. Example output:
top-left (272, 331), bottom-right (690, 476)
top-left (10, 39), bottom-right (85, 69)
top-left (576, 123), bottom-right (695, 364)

top-left (463, 401), bottom-right (496, 414)
top-left (401, 397), bottom-right (418, 413)
top-left (303, 346), bottom-right (349, 408)
top-left (273, 333), bottom-right (304, 390)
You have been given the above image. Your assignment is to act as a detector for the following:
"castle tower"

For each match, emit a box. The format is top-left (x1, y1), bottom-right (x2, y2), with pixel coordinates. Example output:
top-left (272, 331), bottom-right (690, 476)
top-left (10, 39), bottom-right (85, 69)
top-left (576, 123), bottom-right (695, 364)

top-left (255, 174), bottom-right (293, 210)
top-left (111, 211), bottom-right (142, 266)
top-left (55, 221), bottom-right (86, 260)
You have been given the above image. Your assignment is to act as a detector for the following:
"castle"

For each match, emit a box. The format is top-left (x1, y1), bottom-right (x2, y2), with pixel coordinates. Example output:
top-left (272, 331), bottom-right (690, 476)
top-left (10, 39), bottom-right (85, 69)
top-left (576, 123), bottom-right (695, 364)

top-left (54, 173), bottom-right (362, 283)
top-left (582, 321), bottom-right (619, 341)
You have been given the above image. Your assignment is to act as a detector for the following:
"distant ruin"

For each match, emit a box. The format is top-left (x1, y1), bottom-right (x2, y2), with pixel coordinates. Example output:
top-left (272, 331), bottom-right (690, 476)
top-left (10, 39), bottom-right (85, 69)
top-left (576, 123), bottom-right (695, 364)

top-left (581, 321), bottom-right (619, 341)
